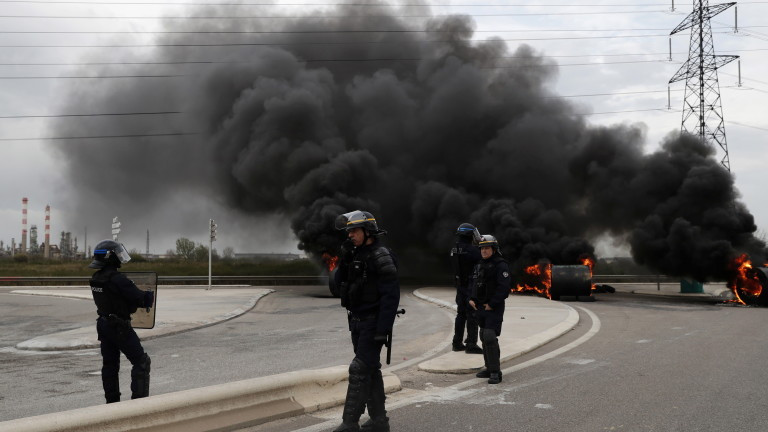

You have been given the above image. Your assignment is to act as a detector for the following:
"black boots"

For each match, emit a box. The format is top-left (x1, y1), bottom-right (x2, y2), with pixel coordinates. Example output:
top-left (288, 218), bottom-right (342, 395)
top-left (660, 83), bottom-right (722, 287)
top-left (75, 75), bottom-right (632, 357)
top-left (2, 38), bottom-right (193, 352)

top-left (130, 353), bottom-right (151, 399)
top-left (360, 369), bottom-right (389, 432)
top-left (465, 344), bottom-right (483, 354)
top-left (475, 369), bottom-right (502, 383)
top-left (334, 359), bottom-right (371, 432)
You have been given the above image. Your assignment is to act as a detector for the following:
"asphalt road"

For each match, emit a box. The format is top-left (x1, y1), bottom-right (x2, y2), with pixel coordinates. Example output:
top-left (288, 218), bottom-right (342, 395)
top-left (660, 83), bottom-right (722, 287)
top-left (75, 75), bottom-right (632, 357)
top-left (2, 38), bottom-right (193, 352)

top-left (0, 285), bottom-right (452, 422)
top-left (244, 292), bottom-right (768, 432)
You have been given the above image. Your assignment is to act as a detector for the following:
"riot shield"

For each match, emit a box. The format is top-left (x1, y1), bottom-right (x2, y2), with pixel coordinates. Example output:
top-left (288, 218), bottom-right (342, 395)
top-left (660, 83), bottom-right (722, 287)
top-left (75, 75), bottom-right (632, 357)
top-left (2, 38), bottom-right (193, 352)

top-left (124, 272), bottom-right (157, 329)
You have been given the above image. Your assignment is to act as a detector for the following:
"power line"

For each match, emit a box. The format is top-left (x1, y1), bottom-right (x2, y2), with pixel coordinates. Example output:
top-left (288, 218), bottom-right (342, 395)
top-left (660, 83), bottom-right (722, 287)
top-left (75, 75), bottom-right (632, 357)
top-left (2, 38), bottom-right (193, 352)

top-left (0, 49), bottom-right (740, 66)
top-left (0, 111), bottom-right (181, 119)
top-left (0, 59), bottom-right (680, 79)
top-left (3, 1), bottom-right (767, 6)
top-left (0, 10), bottom-right (675, 19)
top-left (0, 1), bottom-right (710, 6)
top-left (0, 132), bottom-right (197, 141)
top-left (0, 26), bottom-right (757, 35)
top-left (729, 121), bottom-right (768, 132)
top-left (0, 74), bottom-right (184, 79)
top-left (0, 33), bottom-right (717, 49)
top-left (575, 107), bottom-right (675, 116)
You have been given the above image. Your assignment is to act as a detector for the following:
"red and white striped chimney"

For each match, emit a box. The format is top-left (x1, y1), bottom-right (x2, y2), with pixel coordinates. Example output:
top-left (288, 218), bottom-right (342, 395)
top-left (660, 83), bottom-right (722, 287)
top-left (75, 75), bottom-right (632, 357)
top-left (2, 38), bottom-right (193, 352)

top-left (21, 197), bottom-right (28, 254)
top-left (44, 204), bottom-right (51, 258)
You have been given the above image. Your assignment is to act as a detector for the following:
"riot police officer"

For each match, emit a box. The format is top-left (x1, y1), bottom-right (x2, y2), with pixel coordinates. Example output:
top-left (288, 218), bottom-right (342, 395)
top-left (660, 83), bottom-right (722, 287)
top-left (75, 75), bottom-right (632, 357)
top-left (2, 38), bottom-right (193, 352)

top-left (89, 239), bottom-right (154, 403)
top-left (450, 223), bottom-right (483, 354)
top-left (333, 210), bottom-right (400, 432)
top-left (469, 235), bottom-right (511, 385)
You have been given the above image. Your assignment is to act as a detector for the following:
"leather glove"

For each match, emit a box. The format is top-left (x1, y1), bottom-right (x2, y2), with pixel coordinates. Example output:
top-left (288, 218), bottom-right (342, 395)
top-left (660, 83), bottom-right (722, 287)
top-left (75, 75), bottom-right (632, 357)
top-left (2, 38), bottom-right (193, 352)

top-left (340, 239), bottom-right (355, 262)
top-left (373, 333), bottom-right (388, 343)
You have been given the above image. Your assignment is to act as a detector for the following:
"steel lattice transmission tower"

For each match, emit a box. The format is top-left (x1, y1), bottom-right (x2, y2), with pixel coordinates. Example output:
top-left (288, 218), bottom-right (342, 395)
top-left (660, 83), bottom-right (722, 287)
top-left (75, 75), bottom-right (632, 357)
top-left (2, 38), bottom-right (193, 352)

top-left (669, 1), bottom-right (738, 171)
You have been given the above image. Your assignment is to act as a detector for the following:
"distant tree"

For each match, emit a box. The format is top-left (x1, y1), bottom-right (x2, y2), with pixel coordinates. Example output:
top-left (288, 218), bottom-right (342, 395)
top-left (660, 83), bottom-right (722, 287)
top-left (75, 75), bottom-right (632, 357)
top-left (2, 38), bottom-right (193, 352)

top-left (192, 244), bottom-right (209, 262)
top-left (222, 246), bottom-right (235, 259)
top-left (175, 238), bottom-right (195, 260)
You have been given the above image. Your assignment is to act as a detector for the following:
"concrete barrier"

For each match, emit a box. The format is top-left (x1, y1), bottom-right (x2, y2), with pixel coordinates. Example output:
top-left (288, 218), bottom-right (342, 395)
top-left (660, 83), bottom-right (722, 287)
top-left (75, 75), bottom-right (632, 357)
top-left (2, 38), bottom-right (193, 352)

top-left (0, 366), bottom-right (401, 432)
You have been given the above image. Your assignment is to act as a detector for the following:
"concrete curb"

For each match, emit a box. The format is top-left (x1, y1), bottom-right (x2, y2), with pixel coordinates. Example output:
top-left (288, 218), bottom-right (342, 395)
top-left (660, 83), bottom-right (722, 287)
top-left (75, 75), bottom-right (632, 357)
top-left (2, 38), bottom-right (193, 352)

top-left (413, 287), bottom-right (579, 374)
top-left (0, 366), bottom-right (401, 432)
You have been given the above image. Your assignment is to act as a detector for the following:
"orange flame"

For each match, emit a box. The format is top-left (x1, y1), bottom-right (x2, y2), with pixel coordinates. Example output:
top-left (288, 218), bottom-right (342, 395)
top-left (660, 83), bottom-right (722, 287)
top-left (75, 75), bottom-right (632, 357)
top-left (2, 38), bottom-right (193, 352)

top-left (321, 253), bottom-right (339, 272)
top-left (580, 256), bottom-right (598, 291)
top-left (513, 262), bottom-right (552, 299)
top-left (726, 254), bottom-right (763, 305)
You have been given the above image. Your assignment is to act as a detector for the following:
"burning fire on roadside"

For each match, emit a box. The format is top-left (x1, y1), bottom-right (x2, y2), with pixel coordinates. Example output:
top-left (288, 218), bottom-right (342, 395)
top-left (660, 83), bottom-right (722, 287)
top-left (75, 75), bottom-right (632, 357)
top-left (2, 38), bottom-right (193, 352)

top-left (579, 255), bottom-right (597, 291)
top-left (321, 253), bottom-right (339, 273)
top-left (513, 261), bottom-right (552, 299)
top-left (725, 254), bottom-right (767, 305)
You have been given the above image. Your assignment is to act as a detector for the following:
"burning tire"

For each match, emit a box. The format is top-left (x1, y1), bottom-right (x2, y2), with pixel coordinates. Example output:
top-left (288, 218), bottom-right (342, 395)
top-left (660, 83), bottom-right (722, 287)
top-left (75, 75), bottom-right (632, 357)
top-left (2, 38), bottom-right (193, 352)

top-left (741, 267), bottom-right (768, 306)
top-left (550, 265), bottom-right (593, 301)
top-left (328, 268), bottom-right (340, 298)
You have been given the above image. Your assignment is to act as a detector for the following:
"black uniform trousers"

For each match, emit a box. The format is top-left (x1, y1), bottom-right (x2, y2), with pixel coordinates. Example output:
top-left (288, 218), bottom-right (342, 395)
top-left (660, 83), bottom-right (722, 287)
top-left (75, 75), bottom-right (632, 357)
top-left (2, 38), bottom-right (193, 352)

top-left (454, 291), bottom-right (479, 346)
top-left (350, 316), bottom-right (385, 370)
top-left (97, 316), bottom-right (148, 401)
top-left (475, 308), bottom-right (504, 336)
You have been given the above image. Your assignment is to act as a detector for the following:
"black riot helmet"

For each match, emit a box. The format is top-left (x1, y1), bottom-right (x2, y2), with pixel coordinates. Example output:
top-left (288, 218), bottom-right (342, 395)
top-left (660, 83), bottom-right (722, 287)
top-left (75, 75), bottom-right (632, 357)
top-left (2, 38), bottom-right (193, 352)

top-left (89, 239), bottom-right (132, 269)
top-left (334, 210), bottom-right (386, 236)
top-left (456, 223), bottom-right (481, 244)
top-left (478, 234), bottom-right (502, 256)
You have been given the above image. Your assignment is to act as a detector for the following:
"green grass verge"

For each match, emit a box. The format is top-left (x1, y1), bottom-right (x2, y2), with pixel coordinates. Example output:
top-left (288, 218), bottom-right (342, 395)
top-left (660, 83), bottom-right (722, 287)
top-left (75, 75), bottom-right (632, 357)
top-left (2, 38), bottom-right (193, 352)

top-left (0, 257), bottom-right (321, 277)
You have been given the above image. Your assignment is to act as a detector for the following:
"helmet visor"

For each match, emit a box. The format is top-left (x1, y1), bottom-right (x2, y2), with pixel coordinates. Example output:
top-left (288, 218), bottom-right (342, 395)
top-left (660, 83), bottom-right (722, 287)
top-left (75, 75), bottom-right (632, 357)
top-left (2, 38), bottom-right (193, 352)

top-left (472, 227), bottom-right (482, 244)
top-left (334, 210), bottom-right (371, 231)
top-left (115, 243), bottom-right (132, 264)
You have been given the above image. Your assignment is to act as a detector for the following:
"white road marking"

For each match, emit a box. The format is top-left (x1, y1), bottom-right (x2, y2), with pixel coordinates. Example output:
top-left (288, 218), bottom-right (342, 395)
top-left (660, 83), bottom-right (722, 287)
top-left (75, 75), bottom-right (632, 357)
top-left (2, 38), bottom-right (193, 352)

top-left (291, 305), bottom-right (601, 432)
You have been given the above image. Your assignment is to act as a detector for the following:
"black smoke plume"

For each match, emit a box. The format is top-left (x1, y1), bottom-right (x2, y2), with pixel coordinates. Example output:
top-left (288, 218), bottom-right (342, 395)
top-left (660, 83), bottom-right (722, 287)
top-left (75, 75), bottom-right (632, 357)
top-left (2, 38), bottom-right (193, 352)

top-left (52, 2), bottom-right (766, 280)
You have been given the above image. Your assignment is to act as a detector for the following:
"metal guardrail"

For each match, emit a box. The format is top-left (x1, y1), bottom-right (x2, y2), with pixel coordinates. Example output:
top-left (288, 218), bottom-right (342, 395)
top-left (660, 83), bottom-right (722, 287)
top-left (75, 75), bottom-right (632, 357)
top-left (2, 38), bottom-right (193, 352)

top-left (0, 274), bottom-right (695, 287)
top-left (0, 275), bottom-right (330, 286)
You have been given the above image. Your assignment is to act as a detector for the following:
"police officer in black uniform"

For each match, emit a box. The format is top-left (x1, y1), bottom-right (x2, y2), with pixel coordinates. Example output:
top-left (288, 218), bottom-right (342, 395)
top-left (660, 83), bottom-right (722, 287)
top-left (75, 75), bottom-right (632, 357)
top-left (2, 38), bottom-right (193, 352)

top-left (333, 210), bottom-right (400, 432)
top-left (89, 239), bottom-right (154, 403)
top-left (450, 223), bottom-right (483, 354)
top-left (469, 235), bottom-right (511, 385)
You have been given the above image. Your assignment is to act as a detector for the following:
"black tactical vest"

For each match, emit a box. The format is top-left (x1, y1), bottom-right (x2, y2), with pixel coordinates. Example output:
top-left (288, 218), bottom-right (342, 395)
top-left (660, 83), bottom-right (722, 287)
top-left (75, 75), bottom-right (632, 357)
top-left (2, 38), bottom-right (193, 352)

top-left (90, 268), bottom-right (135, 319)
top-left (451, 241), bottom-right (478, 287)
top-left (472, 256), bottom-right (505, 304)
top-left (343, 245), bottom-right (396, 309)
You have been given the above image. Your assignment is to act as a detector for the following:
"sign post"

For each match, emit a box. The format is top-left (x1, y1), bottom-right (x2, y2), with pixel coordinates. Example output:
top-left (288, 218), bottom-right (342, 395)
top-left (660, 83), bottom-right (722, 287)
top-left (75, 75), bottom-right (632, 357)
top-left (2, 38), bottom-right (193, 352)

top-left (208, 219), bottom-right (217, 290)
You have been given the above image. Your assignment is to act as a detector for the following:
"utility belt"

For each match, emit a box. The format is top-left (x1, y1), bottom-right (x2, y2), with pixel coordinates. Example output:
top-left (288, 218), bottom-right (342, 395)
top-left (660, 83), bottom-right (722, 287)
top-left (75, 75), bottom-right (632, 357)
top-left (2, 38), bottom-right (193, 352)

top-left (98, 313), bottom-right (133, 336)
top-left (348, 312), bottom-right (377, 322)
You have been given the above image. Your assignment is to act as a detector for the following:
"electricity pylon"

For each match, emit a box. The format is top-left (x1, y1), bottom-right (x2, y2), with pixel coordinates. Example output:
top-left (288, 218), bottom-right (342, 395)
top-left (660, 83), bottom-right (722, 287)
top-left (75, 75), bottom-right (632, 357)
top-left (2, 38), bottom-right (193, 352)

top-left (669, 1), bottom-right (738, 172)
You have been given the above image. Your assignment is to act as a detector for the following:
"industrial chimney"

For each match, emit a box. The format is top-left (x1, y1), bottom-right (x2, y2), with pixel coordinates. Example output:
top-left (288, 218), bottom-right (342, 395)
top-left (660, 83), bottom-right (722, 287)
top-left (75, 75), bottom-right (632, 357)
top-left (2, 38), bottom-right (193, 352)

top-left (44, 205), bottom-right (51, 259)
top-left (21, 197), bottom-right (28, 254)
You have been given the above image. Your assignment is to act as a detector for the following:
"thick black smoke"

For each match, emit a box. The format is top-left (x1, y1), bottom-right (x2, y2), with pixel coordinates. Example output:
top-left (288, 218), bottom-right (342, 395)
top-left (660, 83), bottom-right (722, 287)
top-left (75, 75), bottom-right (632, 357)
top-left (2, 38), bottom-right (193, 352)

top-left (52, 2), bottom-right (765, 280)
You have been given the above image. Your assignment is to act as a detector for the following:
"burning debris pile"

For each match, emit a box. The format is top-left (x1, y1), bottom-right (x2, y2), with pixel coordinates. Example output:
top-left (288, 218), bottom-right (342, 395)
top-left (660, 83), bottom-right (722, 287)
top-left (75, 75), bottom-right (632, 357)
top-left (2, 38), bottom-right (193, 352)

top-left (52, 2), bottom-right (767, 295)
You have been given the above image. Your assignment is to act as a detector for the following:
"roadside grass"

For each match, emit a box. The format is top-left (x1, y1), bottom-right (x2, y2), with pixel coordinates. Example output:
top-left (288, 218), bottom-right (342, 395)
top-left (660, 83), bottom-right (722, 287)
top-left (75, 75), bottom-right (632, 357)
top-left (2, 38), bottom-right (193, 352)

top-left (0, 256), bottom-right (321, 277)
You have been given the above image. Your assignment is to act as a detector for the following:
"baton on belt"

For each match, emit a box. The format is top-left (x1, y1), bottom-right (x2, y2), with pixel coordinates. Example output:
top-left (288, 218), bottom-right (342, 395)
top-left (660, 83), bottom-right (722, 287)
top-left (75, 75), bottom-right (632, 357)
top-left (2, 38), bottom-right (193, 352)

top-left (386, 308), bottom-right (406, 365)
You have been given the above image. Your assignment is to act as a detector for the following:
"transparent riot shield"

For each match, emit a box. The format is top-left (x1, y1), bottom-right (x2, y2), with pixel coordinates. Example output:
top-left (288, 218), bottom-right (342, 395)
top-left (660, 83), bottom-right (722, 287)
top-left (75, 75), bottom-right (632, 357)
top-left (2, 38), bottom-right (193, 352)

top-left (124, 272), bottom-right (158, 329)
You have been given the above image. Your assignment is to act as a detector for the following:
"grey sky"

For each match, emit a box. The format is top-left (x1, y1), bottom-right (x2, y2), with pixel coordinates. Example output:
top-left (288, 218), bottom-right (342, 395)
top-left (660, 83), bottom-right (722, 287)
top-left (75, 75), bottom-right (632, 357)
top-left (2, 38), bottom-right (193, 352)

top-left (1, 0), bottom-right (766, 256)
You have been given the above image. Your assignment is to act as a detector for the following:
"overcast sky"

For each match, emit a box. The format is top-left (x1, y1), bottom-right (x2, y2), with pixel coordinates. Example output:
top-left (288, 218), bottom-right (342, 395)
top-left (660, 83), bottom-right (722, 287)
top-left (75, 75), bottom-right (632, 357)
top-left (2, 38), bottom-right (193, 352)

top-left (1, 0), bottom-right (766, 256)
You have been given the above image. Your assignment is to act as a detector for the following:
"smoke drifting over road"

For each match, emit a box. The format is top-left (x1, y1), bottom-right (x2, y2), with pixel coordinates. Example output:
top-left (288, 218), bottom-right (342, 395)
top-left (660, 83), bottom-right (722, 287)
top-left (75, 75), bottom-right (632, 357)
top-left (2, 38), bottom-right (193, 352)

top-left (53, 2), bottom-right (765, 279)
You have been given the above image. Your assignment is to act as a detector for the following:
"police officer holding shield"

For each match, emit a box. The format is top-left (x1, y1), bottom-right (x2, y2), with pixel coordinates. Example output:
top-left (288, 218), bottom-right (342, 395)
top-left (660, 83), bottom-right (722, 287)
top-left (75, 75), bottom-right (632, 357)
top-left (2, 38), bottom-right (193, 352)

top-left (469, 235), bottom-right (511, 385)
top-left (450, 223), bottom-right (483, 354)
top-left (333, 211), bottom-right (400, 432)
top-left (89, 239), bottom-right (154, 403)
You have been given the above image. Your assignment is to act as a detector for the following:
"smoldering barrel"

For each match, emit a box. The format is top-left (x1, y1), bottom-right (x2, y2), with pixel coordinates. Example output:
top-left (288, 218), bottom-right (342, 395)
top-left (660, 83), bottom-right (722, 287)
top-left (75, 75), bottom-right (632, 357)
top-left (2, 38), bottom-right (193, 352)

top-left (549, 265), bottom-right (593, 301)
